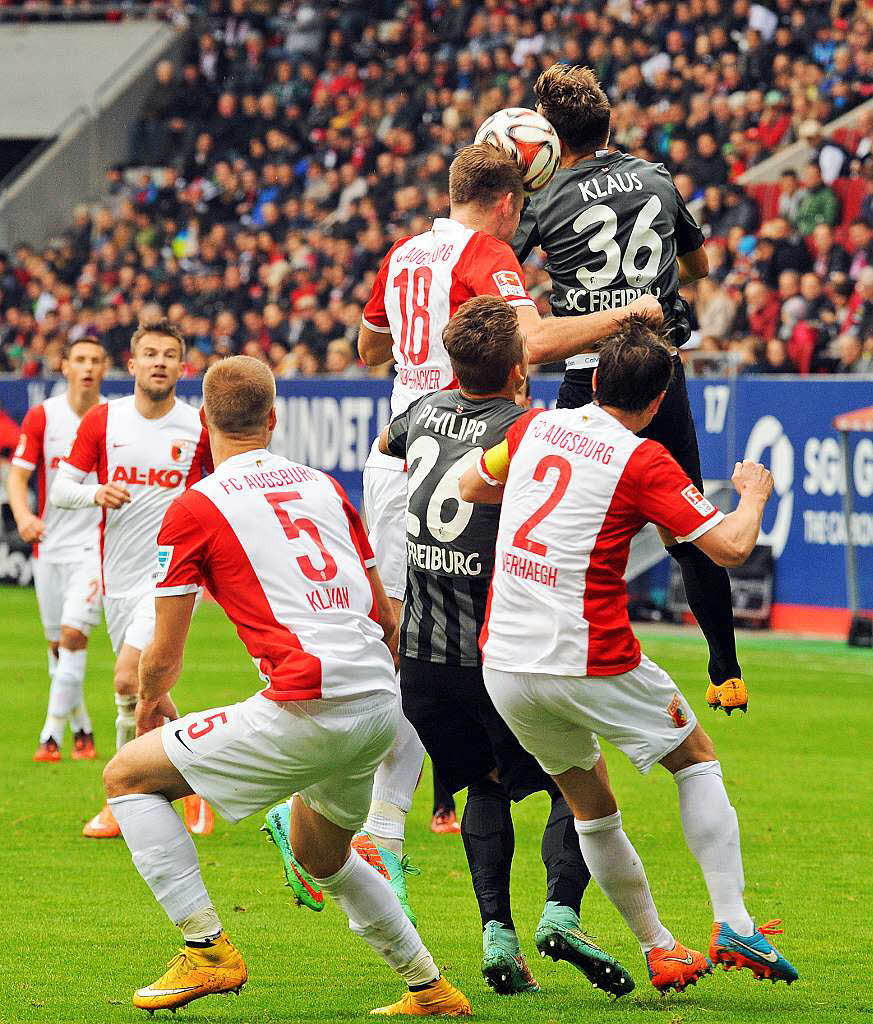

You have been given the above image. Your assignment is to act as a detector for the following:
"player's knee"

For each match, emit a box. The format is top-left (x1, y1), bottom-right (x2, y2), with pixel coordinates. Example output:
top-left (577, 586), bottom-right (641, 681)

top-left (59, 626), bottom-right (87, 651)
top-left (113, 665), bottom-right (138, 697)
top-left (103, 753), bottom-right (129, 798)
top-left (663, 724), bottom-right (716, 773)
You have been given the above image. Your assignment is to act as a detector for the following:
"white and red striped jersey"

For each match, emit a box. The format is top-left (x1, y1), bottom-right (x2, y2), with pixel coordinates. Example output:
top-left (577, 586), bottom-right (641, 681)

top-left (362, 217), bottom-right (536, 425)
top-left (481, 404), bottom-right (724, 677)
top-left (153, 448), bottom-right (395, 703)
top-left (62, 395), bottom-right (211, 597)
top-left (12, 393), bottom-right (105, 562)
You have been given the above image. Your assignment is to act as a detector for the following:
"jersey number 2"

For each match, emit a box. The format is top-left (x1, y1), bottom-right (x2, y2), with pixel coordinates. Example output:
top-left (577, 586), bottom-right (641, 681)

top-left (512, 455), bottom-right (572, 557)
top-left (393, 267), bottom-right (431, 365)
top-left (266, 492), bottom-right (338, 583)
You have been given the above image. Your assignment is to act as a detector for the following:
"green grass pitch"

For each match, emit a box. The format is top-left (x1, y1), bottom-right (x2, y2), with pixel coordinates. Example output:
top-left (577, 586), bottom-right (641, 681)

top-left (2, 584), bottom-right (872, 1024)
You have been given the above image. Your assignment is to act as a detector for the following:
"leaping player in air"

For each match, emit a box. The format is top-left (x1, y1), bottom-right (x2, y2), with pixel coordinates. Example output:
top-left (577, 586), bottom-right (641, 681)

top-left (51, 319), bottom-right (214, 839)
top-left (8, 336), bottom-right (107, 762)
top-left (513, 64), bottom-right (749, 716)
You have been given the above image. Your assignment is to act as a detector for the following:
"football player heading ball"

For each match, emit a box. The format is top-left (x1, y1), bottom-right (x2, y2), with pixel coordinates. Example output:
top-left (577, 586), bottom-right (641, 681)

top-left (511, 63), bottom-right (749, 716)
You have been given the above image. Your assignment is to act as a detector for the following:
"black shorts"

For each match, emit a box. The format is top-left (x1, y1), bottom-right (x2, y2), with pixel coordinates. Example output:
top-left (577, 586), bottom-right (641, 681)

top-left (399, 656), bottom-right (554, 802)
top-left (557, 352), bottom-right (703, 490)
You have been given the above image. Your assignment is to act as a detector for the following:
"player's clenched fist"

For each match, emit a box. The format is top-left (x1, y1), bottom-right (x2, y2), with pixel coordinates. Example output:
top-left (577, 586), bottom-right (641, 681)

top-left (96, 482), bottom-right (131, 508)
top-left (17, 512), bottom-right (46, 544)
top-left (731, 460), bottom-right (773, 502)
top-left (627, 294), bottom-right (664, 322)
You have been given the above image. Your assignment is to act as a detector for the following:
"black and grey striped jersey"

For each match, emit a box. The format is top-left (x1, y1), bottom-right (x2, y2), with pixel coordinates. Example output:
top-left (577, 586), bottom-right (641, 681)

top-left (385, 388), bottom-right (525, 665)
top-left (512, 150), bottom-right (704, 356)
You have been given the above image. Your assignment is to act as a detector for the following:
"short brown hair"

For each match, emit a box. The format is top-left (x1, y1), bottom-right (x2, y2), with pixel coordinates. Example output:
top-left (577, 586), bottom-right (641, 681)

top-left (534, 64), bottom-right (611, 155)
top-left (594, 316), bottom-right (673, 412)
top-left (449, 143), bottom-right (524, 208)
top-left (131, 317), bottom-right (186, 358)
top-left (63, 335), bottom-right (105, 359)
top-left (443, 295), bottom-right (523, 394)
top-left (203, 355), bottom-right (276, 436)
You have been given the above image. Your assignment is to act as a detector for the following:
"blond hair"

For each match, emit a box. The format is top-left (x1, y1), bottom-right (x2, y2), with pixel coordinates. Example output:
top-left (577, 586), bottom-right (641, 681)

top-left (449, 143), bottom-right (524, 207)
top-left (203, 355), bottom-right (276, 436)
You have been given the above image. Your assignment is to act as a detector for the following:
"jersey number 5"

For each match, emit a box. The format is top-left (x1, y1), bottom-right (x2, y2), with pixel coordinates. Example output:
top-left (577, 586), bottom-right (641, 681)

top-left (266, 491), bottom-right (338, 583)
top-left (512, 455), bottom-right (572, 557)
top-left (393, 266), bottom-right (431, 365)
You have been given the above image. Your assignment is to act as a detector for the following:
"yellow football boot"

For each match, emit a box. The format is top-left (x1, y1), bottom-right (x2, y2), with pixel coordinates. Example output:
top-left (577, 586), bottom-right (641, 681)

top-left (132, 932), bottom-right (247, 1013)
top-left (705, 677), bottom-right (748, 715)
top-left (370, 977), bottom-right (472, 1016)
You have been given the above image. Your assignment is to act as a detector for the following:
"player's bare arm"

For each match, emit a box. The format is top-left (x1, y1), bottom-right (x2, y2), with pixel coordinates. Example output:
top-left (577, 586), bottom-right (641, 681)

top-left (693, 461), bottom-right (773, 568)
top-left (358, 322), bottom-right (394, 366)
top-left (137, 593), bottom-right (196, 735)
top-left (516, 294), bottom-right (663, 365)
top-left (6, 464), bottom-right (45, 543)
top-left (678, 245), bottom-right (709, 286)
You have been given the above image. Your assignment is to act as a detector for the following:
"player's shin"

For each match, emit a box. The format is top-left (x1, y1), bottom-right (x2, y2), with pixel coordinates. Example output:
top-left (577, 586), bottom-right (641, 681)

top-left (674, 761), bottom-right (753, 934)
top-left (317, 851), bottom-right (438, 986)
top-left (461, 777), bottom-right (515, 929)
top-left (364, 697), bottom-right (424, 857)
top-left (115, 693), bottom-right (137, 751)
top-left (574, 812), bottom-right (673, 953)
top-left (109, 793), bottom-right (213, 926)
top-left (541, 791), bottom-right (589, 914)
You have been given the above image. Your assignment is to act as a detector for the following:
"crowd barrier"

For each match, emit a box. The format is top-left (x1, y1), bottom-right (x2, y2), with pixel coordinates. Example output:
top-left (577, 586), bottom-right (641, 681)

top-left (2, 374), bottom-right (871, 633)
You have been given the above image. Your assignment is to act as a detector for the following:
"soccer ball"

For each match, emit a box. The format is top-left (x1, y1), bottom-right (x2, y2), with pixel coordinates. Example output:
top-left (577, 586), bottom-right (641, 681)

top-left (474, 108), bottom-right (561, 192)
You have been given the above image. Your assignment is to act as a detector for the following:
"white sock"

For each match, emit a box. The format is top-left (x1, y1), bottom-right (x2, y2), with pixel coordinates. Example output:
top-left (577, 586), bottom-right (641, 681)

top-left (109, 793), bottom-right (212, 923)
top-left (674, 761), bottom-right (754, 935)
top-left (57, 648), bottom-right (92, 733)
top-left (365, 696), bottom-right (424, 856)
top-left (178, 907), bottom-right (223, 943)
top-left (40, 649), bottom-right (64, 744)
top-left (316, 852), bottom-right (438, 986)
top-left (575, 812), bottom-right (673, 953)
top-left (115, 693), bottom-right (137, 751)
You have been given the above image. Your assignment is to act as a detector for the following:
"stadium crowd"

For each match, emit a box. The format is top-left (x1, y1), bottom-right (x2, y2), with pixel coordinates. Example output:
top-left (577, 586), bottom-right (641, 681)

top-left (1, 0), bottom-right (873, 378)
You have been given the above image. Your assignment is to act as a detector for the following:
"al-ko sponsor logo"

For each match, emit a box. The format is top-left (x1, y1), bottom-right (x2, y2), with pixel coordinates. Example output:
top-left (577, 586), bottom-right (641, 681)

top-left (743, 415), bottom-right (794, 559)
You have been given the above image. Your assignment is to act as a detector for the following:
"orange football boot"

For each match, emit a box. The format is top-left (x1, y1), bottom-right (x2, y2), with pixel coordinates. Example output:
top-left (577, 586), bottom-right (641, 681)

top-left (83, 802), bottom-right (121, 838)
top-left (646, 939), bottom-right (712, 993)
top-left (72, 731), bottom-right (97, 760)
top-left (183, 795), bottom-right (215, 835)
top-left (705, 678), bottom-right (748, 715)
top-left (33, 738), bottom-right (61, 763)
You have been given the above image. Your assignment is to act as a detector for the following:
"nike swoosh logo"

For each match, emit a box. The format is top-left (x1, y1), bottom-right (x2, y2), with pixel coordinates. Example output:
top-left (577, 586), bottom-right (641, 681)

top-left (730, 939), bottom-right (779, 963)
top-left (136, 986), bottom-right (199, 998)
top-left (662, 955), bottom-right (695, 964)
top-left (289, 859), bottom-right (324, 903)
top-left (174, 728), bottom-right (192, 753)
top-left (190, 798), bottom-right (208, 834)
top-left (111, 442), bottom-right (132, 448)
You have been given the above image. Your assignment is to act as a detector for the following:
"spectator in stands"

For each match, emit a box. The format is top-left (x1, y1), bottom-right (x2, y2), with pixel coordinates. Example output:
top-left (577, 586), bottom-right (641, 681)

top-left (777, 169), bottom-right (804, 222)
top-left (799, 119), bottom-right (851, 183)
top-left (848, 219), bottom-right (873, 279)
top-left (750, 337), bottom-right (798, 374)
top-left (743, 280), bottom-right (782, 341)
top-left (793, 161), bottom-right (841, 236)
top-left (812, 223), bottom-right (852, 277)
top-left (834, 332), bottom-right (866, 372)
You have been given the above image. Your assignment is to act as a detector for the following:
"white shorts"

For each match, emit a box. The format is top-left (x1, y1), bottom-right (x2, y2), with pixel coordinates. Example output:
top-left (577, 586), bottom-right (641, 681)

top-left (104, 590), bottom-right (156, 656)
top-left (32, 558), bottom-right (102, 643)
top-left (483, 653), bottom-right (698, 776)
top-left (363, 458), bottom-right (407, 601)
top-left (162, 691), bottom-right (399, 829)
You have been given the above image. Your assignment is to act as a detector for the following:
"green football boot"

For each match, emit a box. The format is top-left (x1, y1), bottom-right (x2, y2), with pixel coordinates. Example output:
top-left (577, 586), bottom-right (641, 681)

top-left (351, 833), bottom-right (420, 926)
top-left (261, 800), bottom-right (325, 911)
top-left (482, 921), bottom-right (541, 995)
top-left (535, 901), bottom-right (634, 997)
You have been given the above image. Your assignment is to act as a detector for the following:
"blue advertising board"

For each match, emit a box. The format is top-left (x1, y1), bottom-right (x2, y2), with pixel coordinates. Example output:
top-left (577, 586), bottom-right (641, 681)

top-left (2, 374), bottom-right (871, 621)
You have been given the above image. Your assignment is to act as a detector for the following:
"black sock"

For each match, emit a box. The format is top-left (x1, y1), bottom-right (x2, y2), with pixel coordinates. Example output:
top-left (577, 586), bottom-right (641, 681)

top-left (669, 542), bottom-right (741, 684)
top-left (185, 932), bottom-right (221, 948)
top-left (432, 775), bottom-right (455, 816)
top-left (408, 975), bottom-right (440, 992)
top-left (541, 790), bottom-right (589, 915)
top-left (461, 777), bottom-right (514, 930)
